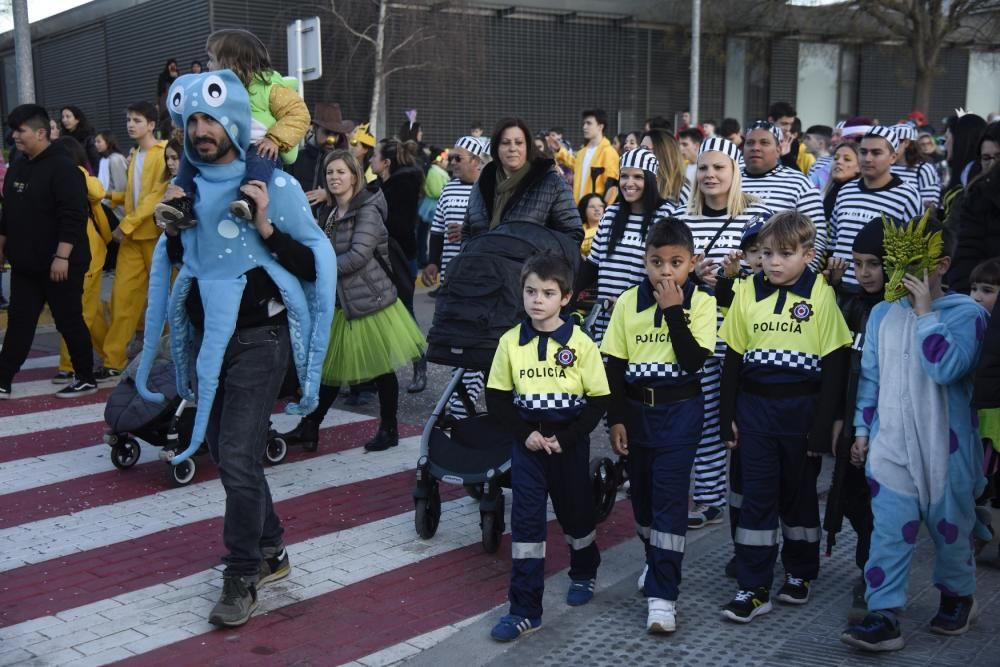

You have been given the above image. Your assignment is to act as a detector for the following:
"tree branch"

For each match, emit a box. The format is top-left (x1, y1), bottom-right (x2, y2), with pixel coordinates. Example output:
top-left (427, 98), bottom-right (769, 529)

top-left (381, 62), bottom-right (434, 78)
top-left (329, 0), bottom-right (377, 46)
top-left (386, 27), bottom-right (432, 61)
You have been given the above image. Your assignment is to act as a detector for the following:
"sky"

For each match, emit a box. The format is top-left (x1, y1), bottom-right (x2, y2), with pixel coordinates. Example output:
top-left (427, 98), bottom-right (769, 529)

top-left (0, 0), bottom-right (95, 33)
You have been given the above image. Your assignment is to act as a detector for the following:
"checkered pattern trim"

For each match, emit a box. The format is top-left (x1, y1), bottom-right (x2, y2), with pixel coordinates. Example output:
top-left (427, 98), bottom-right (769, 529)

top-left (620, 148), bottom-right (659, 175)
top-left (514, 393), bottom-right (587, 411)
top-left (866, 125), bottom-right (899, 151)
top-left (743, 349), bottom-right (821, 372)
top-left (626, 362), bottom-right (687, 380)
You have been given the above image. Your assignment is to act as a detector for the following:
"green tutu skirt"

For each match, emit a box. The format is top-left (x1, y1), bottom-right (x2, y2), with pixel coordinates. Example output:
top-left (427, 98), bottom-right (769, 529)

top-left (320, 300), bottom-right (427, 386)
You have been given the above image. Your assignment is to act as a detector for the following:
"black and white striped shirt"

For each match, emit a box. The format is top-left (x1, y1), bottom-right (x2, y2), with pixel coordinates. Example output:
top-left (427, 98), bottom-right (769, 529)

top-left (830, 176), bottom-right (922, 285)
top-left (807, 155), bottom-right (833, 190)
top-left (741, 164), bottom-right (829, 261)
top-left (679, 202), bottom-right (774, 355)
top-left (587, 200), bottom-right (679, 341)
top-left (890, 162), bottom-right (940, 207)
top-left (430, 178), bottom-right (474, 278)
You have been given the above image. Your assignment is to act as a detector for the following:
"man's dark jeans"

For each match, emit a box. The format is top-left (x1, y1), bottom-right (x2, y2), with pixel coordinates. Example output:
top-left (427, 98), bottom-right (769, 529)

top-left (198, 323), bottom-right (289, 580)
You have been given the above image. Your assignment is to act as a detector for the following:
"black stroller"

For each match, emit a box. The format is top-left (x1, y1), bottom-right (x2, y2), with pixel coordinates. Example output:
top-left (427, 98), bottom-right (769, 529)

top-left (104, 344), bottom-right (288, 487)
top-left (412, 222), bottom-right (621, 552)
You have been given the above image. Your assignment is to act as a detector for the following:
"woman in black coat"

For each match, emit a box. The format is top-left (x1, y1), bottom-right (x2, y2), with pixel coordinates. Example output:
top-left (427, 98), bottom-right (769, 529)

top-left (59, 106), bottom-right (100, 176)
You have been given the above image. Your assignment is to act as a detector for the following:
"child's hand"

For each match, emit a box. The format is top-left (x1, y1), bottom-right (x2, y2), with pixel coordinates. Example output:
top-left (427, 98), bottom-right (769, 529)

top-left (850, 436), bottom-right (868, 468)
top-left (722, 250), bottom-right (743, 279)
top-left (525, 431), bottom-right (561, 454)
top-left (653, 278), bottom-right (684, 309)
top-left (724, 421), bottom-right (739, 449)
top-left (694, 257), bottom-right (718, 287)
top-left (112, 227), bottom-right (126, 243)
top-left (256, 137), bottom-right (280, 162)
top-left (903, 269), bottom-right (932, 315)
top-left (610, 424), bottom-right (628, 456)
top-left (162, 184), bottom-right (186, 202)
top-left (823, 257), bottom-right (847, 286)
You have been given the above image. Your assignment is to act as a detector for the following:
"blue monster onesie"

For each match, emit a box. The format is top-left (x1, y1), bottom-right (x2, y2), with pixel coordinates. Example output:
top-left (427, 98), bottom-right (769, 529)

top-left (854, 294), bottom-right (989, 611)
top-left (134, 70), bottom-right (336, 464)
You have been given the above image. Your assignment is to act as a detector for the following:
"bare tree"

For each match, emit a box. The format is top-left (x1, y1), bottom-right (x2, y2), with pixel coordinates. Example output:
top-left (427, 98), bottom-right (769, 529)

top-left (328, 0), bottom-right (436, 138)
top-left (851, 1), bottom-right (1000, 112)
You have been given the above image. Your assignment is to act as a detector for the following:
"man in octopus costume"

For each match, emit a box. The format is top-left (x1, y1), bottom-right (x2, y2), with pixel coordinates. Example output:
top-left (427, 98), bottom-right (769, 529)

top-left (134, 70), bottom-right (335, 626)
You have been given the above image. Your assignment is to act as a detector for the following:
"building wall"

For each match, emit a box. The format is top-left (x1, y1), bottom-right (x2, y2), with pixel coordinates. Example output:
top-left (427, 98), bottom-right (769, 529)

top-left (0, 0), bottom-right (981, 148)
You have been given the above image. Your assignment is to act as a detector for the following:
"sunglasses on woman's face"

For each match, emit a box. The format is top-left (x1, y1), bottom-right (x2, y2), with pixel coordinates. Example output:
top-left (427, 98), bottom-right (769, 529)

top-left (448, 155), bottom-right (463, 163)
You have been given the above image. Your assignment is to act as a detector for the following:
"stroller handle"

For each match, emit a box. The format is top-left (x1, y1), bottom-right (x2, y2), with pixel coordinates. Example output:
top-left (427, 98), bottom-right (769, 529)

top-left (581, 298), bottom-right (612, 338)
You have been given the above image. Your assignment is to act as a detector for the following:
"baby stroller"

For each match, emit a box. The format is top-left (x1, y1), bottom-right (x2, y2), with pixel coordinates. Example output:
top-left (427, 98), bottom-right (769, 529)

top-left (104, 341), bottom-right (288, 487)
top-left (412, 222), bottom-right (620, 551)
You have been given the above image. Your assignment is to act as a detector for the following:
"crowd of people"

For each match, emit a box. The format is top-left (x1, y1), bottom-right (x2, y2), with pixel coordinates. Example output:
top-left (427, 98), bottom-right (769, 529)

top-left (0, 26), bottom-right (998, 655)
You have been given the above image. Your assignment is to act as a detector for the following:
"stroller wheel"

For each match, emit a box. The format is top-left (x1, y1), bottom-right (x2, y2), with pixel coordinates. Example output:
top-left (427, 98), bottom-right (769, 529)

top-left (591, 457), bottom-right (618, 524)
top-left (481, 510), bottom-right (503, 554)
top-left (463, 484), bottom-right (484, 501)
top-left (170, 458), bottom-right (197, 486)
top-left (414, 483), bottom-right (441, 539)
top-left (110, 438), bottom-right (141, 470)
top-left (265, 436), bottom-right (288, 465)
top-left (614, 456), bottom-right (629, 486)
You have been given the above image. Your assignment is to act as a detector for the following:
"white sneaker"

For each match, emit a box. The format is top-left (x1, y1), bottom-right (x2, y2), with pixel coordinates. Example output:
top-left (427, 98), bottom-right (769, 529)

top-left (637, 564), bottom-right (648, 594)
top-left (647, 597), bottom-right (676, 634)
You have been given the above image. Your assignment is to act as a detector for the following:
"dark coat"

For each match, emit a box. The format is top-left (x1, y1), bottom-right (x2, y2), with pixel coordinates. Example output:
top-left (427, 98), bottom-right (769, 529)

top-left (974, 300), bottom-right (1000, 409)
top-left (947, 169), bottom-right (1000, 293)
top-left (463, 158), bottom-right (582, 244)
top-left (379, 165), bottom-right (423, 260)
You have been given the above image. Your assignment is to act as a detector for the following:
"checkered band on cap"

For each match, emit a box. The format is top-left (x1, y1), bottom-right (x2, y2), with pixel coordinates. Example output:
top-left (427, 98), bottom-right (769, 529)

top-left (619, 148), bottom-right (659, 175)
top-left (865, 125), bottom-right (900, 151)
top-left (891, 124), bottom-right (917, 142)
top-left (698, 136), bottom-right (741, 163)
top-left (745, 120), bottom-right (783, 143)
top-left (455, 135), bottom-right (487, 157)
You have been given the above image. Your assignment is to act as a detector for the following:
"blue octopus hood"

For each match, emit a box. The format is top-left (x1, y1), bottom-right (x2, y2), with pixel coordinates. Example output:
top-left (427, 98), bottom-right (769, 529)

top-left (135, 69), bottom-right (336, 465)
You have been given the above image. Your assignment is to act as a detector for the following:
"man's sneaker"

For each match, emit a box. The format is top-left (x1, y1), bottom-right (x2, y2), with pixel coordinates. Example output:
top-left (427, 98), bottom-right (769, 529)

top-left (490, 614), bottom-right (541, 642)
top-left (688, 504), bottom-right (725, 529)
top-left (848, 577), bottom-right (868, 624)
top-left (930, 595), bottom-right (977, 635)
top-left (647, 598), bottom-right (676, 634)
top-left (229, 194), bottom-right (256, 221)
top-left (721, 587), bottom-right (772, 623)
top-left (724, 556), bottom-right (737, 578)
top-left (257, 548), bottom-right (291, 588)
top-left (776, 574), bottom-right (811, 605)
top-left (94, 367), bottom-right (123, 384)
top-left (637, 564), bottom-right (648, 593)
top-left (208, 576), bottom-right (258, 627)
top-left (0, 383), bottom-right (10, 400)
top-left (566, 578), bottom-right (595, 606)
top-left (154, 197), bottom-right (198, 232)
top-left (51, 371), bottom-right (74, 384)
top-left (55, 379), bottom-right (97, 398)
top-left (840, 611), bottom-right (904, 652)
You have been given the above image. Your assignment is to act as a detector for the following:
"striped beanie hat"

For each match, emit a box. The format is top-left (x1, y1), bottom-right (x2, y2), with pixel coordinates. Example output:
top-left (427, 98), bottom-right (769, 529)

top-left (455, 135), bottom-right (489, 158)
top-left (745, 119), bottom-right (783, 143)
top-left (865, 125), bottom-right (900, 151)
top-left (698, 136), bottom-right (742, 163)
top-left (619, 148), bottom-right (659, 175)
top-left (891, 123), bottom-right (917, 142)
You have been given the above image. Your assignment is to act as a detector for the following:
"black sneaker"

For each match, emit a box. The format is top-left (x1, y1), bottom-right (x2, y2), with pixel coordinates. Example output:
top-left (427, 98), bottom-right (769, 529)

top-left (154, 196), bottom-right (198, 232)
top-left (208, 576), bottom-right (258, 627)
top-left (229, 194), bottom-right (256, 221)
top-left (0, 382), bottom-right (10, 400)
top-left (364, 426), bottom-right (399, 452)
top-left (721, 587), bottom-right (772, 623)
top-left (688, 504), bottom-right (725, 529)
top-left (840, 611), bottom-right (904, 652)
top-left (776, 574), bottom-right (810, 605)
top-left (257, 548), bottom-right (291, 588)
top-left (51, 371), bottom-right (74, 385)
top-left (55, 379), bottom-right (98, 399)
top-left (94, 367), bottom-right (123, 384)
top-left (930, 595), bottom-right (977, 635)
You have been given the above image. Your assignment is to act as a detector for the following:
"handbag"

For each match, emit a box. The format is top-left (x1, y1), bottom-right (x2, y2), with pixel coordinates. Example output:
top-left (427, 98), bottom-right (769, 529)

top-left (373, 237), bottom-right (415, 306)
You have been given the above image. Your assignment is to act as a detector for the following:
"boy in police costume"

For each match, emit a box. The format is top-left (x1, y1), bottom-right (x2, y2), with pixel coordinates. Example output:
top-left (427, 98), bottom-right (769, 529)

top-left (486, 253), bottom-right (611, 642)
top-left (601, 219), bottom-right (717, 633)
top-left (719, 211), bottom-right (851, 623)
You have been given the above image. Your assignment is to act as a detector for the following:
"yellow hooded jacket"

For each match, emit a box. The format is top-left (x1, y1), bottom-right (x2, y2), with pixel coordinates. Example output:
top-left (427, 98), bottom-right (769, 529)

top-left (110, 141), bottom-right (169, 240)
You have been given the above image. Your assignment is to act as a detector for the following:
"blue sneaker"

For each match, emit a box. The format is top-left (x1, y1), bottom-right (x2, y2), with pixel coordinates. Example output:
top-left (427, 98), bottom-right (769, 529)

top-left (840, 611), bottom-right (904, 652)
top-left (566, 578), bottom-right (596, 606)
top-left (490, 614), bottom-right (541, 642)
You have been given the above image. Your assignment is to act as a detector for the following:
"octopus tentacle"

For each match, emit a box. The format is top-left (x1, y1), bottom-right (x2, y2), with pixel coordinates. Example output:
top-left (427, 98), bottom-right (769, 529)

top-left (168, 272), bottom-right (196, 402)
top-left (135, 238), bottom-right (175, 404)
top-left (168, 278), bottom-right (244, 466)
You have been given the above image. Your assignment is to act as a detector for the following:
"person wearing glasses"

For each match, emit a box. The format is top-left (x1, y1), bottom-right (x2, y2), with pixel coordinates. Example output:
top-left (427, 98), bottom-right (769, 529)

top-left (947, 121), bottom-right (1000, 292)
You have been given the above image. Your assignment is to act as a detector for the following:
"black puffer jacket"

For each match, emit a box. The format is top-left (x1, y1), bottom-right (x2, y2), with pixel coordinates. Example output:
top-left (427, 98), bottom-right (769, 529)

top-left (974, 301), bottom-right (1000, 409)
top-left (947, 169), bottom-right (1000, 293)
top-left (464, 158), bottom-right (582, 243)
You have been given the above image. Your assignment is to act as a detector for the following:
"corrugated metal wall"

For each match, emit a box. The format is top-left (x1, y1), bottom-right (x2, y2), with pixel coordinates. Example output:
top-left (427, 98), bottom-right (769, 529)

top-left (0, 0), bottom-right (977, 146)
